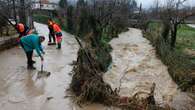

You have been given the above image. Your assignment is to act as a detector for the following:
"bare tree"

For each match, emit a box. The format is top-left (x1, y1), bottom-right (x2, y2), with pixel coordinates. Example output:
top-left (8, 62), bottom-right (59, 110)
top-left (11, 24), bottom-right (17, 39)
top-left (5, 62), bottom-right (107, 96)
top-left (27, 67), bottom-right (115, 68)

top-left (160, 0), bottom-right (194, 48)
top-left (59, 0), bottom-right (68, 17)
top-left (12, 0), bottom-right (17, 23)
top-left (0, 0), bottom-right (12, 36)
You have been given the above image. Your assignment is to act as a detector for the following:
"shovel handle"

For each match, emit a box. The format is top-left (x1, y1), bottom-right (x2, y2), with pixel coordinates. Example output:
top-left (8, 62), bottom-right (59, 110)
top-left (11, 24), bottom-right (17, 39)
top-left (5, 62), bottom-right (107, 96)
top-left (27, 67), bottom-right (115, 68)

top-left (41, 60), bottom-right (43, 72)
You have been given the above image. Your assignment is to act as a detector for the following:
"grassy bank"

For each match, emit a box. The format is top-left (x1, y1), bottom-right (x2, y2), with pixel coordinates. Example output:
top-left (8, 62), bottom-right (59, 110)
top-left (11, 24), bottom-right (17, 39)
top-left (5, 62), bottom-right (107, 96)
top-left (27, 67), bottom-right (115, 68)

top-left (144, 22), bottom-right (195, 92)
top-left (33, 14), bottom-right (50, 24)
top-left (177, 24), bottom-right (195, 50)
top-left (33, 14), bottom-right (68, 31)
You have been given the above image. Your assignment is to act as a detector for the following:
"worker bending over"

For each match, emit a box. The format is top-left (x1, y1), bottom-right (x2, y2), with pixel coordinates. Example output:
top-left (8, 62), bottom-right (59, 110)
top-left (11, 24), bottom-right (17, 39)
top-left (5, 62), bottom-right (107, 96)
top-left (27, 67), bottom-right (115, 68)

top-left (20, 34), bottom-right (45, 70)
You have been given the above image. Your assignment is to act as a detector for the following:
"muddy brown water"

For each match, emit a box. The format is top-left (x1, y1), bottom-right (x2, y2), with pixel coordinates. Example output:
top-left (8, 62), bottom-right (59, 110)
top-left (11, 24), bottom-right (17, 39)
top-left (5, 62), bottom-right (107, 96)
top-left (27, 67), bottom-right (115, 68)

top-left (104, 28), bottom-right (195, 110)
top-left (0, 23), bottom-right (194, 110)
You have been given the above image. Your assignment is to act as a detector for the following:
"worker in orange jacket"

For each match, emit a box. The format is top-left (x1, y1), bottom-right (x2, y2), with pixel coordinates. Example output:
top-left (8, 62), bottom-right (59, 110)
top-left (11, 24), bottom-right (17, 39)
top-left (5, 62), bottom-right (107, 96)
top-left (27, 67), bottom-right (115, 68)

top-left (52, 21), bottom-right (62, 49)
top-left (16, 23), bottom-right (32, 42)
top-left (48, 19), bottom-right (56, 45)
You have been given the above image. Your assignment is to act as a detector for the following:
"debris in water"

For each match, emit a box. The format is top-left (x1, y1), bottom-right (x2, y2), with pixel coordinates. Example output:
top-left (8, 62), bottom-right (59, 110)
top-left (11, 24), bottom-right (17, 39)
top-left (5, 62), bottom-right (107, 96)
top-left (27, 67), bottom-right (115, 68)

top-left (70, 39), bottom-right (172, 109)
top-left (64, 95), bottom-right (74, 99)
top-left (47, 97), bottom-right (54, 101)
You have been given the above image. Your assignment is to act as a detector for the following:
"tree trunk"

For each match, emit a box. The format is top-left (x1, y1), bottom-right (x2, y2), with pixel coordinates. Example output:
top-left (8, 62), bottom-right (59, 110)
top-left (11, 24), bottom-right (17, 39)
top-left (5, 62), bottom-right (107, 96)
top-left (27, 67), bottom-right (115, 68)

top-left (12, 0), bottom-right (17, 23)
top-left (171, 24), bottom-right (178, 48)
top-left (162, 23), bottom-right (170, 41)
top-left (19, 0), bottom-right (26, 24)
top-left (0, 27), bottom-right (2, 37)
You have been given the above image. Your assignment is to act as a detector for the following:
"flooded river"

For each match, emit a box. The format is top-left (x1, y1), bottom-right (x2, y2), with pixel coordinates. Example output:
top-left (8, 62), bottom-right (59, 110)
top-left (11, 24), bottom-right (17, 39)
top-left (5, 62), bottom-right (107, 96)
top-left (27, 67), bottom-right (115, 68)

top-left (104, 28), bottom-right (195, 110)
top-left (0, 23), bottom-right (194, 110)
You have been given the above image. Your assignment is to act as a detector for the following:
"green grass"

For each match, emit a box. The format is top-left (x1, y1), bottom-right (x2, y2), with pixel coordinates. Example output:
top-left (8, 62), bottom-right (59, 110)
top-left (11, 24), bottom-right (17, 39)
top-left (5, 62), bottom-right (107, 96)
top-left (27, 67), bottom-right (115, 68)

top-left (177, 24), bottom-right (195, 51)
top-left (33, 14), bottom-right (68, 32)
top-left (53, 18), bottom-right (68, 32)
top-left (33, 14), bottom-right (50, 24)
top-left (148, 21), bottom-right (163, 31)
top-left (148, 22), bottom-right (195, 56)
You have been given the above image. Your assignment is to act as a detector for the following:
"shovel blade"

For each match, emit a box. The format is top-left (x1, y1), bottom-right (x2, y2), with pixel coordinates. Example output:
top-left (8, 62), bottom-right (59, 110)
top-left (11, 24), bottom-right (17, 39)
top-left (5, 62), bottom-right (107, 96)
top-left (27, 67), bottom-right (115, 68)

top-left (37, 71), bottom-right (51, 79)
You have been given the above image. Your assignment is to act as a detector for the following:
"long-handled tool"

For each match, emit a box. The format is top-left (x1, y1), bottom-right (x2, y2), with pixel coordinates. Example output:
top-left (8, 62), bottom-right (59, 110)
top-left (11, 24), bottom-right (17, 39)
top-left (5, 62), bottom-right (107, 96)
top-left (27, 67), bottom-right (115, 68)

top-left (41, 60), bottom-right (44, 73)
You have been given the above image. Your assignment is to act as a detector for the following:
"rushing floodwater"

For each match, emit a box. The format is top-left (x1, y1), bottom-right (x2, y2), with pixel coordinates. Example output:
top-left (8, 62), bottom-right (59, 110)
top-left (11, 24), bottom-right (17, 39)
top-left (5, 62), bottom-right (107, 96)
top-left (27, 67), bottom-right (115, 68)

top-left (104, 28), bottom-right (195, 110)
top-left (0, 23), bottom-right (194, 110)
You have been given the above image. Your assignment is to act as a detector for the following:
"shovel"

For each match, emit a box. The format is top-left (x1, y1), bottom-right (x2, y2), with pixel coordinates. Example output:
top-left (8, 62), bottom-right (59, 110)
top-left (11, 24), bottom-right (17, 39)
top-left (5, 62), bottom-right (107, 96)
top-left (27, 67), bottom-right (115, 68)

top-left (41, 60), bottom-right (43, 73)
top-left (37, 60), bottom-right (51, 79)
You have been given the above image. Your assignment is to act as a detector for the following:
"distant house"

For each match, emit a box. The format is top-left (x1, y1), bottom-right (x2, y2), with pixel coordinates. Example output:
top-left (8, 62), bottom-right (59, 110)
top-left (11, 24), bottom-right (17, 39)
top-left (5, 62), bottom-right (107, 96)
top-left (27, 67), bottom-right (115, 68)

top-left (32, 0), bottom-right (59, 11)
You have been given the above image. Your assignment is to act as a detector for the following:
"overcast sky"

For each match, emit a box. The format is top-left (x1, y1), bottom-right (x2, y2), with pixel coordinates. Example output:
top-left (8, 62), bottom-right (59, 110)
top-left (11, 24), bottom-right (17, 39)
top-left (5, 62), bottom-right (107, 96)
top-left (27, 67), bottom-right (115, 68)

top-left (44, 0), bottom-right (195, 9)
top-left (137, 0), bottom-right (195, 8)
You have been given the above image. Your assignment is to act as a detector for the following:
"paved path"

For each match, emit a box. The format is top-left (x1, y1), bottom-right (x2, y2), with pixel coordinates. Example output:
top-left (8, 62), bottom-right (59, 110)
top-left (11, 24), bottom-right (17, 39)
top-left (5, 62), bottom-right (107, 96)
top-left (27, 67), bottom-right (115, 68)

top-left (0, 22), bottom-right (79, 110)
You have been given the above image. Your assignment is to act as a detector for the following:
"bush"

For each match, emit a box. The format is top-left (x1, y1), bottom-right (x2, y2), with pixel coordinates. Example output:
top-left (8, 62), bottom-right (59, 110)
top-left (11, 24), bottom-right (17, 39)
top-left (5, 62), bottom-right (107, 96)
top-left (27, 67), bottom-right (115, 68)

top-left (53, 18), bottom-right (68, 31)
top-left (33, 14), bottom-right (50, 24)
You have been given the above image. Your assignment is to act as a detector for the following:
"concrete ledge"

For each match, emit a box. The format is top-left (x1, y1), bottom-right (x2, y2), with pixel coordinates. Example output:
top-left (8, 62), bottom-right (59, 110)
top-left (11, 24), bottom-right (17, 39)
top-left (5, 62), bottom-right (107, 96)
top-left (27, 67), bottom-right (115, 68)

top-left (0, 35), bottom-right (18, 52)
top-left (0, 29), bottom-right (36, 52)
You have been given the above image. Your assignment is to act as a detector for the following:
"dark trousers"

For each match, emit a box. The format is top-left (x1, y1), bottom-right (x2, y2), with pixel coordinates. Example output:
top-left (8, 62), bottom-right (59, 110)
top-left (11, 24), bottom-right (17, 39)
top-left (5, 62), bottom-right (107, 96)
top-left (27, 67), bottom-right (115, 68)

top-left (26, 51), bottom-right (33, 67)
top-left (49, 33), bottom-right (56, 43)
top-left (20, 41), bottom-right (33, 67)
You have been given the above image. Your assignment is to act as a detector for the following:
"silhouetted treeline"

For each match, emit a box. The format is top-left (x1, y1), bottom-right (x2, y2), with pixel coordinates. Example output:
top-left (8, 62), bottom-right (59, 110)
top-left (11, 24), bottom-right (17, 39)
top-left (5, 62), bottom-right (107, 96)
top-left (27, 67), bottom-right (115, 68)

top-left (64, 0), bottom-right (137, 39)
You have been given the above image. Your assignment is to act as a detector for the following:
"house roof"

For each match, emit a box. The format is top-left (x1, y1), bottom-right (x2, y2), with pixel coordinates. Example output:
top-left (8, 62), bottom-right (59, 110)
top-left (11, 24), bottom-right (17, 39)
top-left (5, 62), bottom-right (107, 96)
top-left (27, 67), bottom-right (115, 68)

top-left (33, 0), bottom-right (60, 4)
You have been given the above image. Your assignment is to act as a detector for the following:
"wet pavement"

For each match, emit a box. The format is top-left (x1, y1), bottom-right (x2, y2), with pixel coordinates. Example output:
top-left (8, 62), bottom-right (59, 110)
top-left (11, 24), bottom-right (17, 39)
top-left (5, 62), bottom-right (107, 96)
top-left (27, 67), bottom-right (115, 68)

top-left (0, 23), bottom-right (194, 110)
top-left (0, 22), bottom-right (79, 110)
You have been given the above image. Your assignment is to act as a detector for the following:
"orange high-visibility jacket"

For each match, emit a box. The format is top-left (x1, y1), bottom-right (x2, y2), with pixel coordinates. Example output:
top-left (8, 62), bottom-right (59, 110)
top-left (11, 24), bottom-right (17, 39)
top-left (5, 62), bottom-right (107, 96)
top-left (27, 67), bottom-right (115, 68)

top-left (53, 23), bottom-right (61, 33)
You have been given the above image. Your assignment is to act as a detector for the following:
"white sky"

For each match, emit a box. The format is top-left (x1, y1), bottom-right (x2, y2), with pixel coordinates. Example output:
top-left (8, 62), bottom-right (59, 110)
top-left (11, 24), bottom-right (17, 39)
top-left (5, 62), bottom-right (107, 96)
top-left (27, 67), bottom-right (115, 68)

top-left (38, 0), bottom-right (195, 9)
top-left (137, 0), bottom-right (195, 8)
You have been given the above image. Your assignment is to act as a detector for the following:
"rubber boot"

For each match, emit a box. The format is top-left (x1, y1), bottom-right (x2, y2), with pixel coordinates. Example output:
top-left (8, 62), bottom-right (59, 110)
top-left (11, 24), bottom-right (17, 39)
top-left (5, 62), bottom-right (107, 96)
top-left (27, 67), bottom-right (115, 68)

top-left (57, 43), bottom-right (61, 49)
